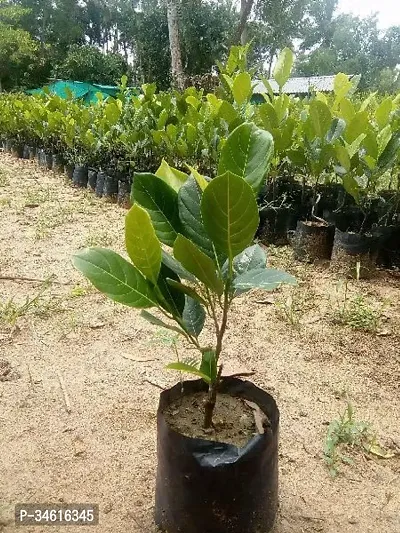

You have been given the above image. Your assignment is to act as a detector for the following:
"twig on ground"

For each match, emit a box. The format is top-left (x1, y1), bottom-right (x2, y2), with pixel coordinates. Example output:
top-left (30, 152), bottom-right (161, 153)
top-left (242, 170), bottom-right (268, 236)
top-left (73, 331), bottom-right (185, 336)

top-left (223, 371), bottom-right (256, 378)
top-left (143, 378), bottom-right (165, 390)
top-left (57, 370), bottom-right (72, 413)
top-left (121, 353), bottom-right (158, 362)
top-left (0, 275), bottom-right (70, 286)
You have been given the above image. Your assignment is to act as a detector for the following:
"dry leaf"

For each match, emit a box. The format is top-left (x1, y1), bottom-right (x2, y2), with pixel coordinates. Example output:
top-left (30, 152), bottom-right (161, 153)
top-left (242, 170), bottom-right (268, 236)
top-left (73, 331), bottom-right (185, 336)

top-left (243, 399), bottom-right (269, 435)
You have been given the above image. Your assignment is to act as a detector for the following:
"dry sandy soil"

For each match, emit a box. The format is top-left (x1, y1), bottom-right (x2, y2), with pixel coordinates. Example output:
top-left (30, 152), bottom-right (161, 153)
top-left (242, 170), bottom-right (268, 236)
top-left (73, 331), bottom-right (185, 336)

top-left (0, 153), bottom-right (399, 533)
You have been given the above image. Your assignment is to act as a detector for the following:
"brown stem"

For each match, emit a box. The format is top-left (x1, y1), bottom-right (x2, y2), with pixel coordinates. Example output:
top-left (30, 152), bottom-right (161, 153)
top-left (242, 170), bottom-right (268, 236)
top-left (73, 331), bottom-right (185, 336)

top-left (203, 365), bottom-right (223, 429)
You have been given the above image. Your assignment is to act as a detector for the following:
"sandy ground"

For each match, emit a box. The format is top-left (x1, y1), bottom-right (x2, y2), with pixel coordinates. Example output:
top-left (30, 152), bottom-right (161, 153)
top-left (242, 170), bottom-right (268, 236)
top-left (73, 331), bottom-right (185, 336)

top-left (0, 153), bottom-right (399, 533)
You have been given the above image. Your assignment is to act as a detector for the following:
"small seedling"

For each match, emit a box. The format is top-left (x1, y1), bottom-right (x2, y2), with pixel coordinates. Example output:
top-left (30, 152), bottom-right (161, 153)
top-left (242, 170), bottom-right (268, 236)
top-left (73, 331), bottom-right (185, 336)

top-left (149, 328), bottom-right (180, 348)
top-left (0, 280), bottom-right (51, 326)
top-left (324, 403), bottom-right (394, 477)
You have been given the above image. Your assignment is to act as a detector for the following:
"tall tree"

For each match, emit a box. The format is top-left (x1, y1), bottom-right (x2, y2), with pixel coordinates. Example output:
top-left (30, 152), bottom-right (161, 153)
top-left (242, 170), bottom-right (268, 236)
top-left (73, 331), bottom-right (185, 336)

top-left (166, 0), bottom-right (185, 89)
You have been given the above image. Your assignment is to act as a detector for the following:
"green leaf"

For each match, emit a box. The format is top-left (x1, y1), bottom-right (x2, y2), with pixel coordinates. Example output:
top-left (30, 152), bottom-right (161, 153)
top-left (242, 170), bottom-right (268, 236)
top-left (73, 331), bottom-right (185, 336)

top-left (178, 176), bottom-right (215, 259)
top-left (258, 102), bottom-right (279, 130)
top-left (166, 362), bottom-right (210, 383)
top-left (377, 125), bottom-right (392, 154)
top-left (233, 267), bottom-right (296, 291)
top-left (200, 351), bottom-right (217, 383)
top-left (201, 171), bottom-right (259, 261)
top-left (223, 244), bottom-right (266, 278)
top-left (132, 173), bottom-right (182, 246)
top-left (161, 251), bottom-right (196, 282)
top-left (218, 122), bottom-right (274, 194)
top-left (125, 204), bottom-right (161, 284)
top-left (182, 297), bottom-right (206, 337)
top-left (157, 263), bottom-right (185, 317)
top-left (185, 164), bottom-right (208, 191)
top-left (342, 175), bottom-right (360, 205)
top-left (218, 100), bottom-right (239, 124)
top-left (308, 100), bottom-right (332, 139)
top-left (339, 98), bottom-right (356, 124)
top-left (363, 131), bottom-right (378, 159)
top-left (155, 159), bottom-right (188, 192)
top-left (345, 112), bottom-right (369, 144)
top-left (335, 145), bottom-right (351, 173)
top-left (273, 48), bottom-right (294, 90)
top-left (232, 72), bottom-right (252, 105)
top-left (326, 118), bottom-right (346, 144)
top-left (377, 132), bottom-right (400, 173)
top-left (73, 248), bottom-right (158, 308)
top-left (166, 279), bottom-right (207, 306)
top-left (345, 134), bottom-right (366, 159)
top-left (140, 310), bottom-right (183, 336)
top-left (333, 73), bottom-right (353, 100)
top-left (375, 98), bottom-right (392, 130)
top-left (173, 235), bottom-right (223, 295)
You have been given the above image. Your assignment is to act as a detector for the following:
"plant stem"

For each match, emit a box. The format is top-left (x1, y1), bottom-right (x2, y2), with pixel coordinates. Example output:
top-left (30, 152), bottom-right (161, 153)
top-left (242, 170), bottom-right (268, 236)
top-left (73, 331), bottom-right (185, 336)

top-left (203, 364), bottom-right (223, 429)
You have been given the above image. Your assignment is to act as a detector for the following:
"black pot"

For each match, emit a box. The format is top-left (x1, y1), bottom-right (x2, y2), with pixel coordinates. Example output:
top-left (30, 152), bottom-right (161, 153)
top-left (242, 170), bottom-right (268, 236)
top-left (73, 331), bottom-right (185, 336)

top-left (72, 165), bottom-right (88, 188)
top-left (155, 377), bottom-right (279, 533)
top-left (103, 175), bottom-right (118, 202)
top-left (5, 139), bottom-right (13, 153)
top-left (64, 164), bottom-right (74, 180)
top-left (52, 154), bottom-right (64, 173)
top-left (28, 146), bottom-right (37, 160)
top-left (22, 145), bottom-right (30, 160)
top-left (11, 143), bottom-right (24, 158)
top-left (117, 179), bottom-right (132, 208)
top-left (293, 220), bottom-right (334, 262)
top-left (87, 169), bottom-right (98, 191)
top-left (374, 225), bottom-right (400, 269)
top-left (44, 152), bottom-right (53, 170)
top-left (37, 149), bottom-right (46, 167)
top-left (331, 228), bottom-right (379, 278)
top-left (257, 207), bottom-right (296, 245)
top-left (95, 171), bottom-right (106, 197)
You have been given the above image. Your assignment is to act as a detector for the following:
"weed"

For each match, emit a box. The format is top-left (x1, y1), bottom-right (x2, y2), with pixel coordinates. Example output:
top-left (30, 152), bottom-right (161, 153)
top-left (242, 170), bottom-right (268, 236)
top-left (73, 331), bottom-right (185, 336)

top-left (70, 284), bottom-right (92, 298)
top-left (332, 281), bottom-right (382, 332)
top-left (24, 186), bottom-right (55, 205)
top-left (0, 171), bottom-right (9, 187)
top-left (275, 286), bottom-right (315, 328)
top-left (0, 279), bottom-right (65, 326)
top-left (0, 197), bottom-right (11, 207)
top-left (34, 205), bottom-right (75, 240)
top-left (324, 403), bottom-right (393, 477)
top-left (149, 328), bottom-right (180, 347)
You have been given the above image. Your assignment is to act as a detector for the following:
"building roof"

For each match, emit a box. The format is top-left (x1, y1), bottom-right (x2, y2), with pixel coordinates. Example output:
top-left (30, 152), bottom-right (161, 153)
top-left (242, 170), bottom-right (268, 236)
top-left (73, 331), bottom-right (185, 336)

top-left (253, 75), bottom-right (358, 95)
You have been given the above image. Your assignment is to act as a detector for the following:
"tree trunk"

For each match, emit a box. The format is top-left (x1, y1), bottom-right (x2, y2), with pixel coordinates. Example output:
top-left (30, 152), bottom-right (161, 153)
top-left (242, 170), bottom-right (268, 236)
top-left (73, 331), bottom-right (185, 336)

top-left (166, 0), bottom-right (185, 90)
top-left (235, 0), bottom-right (255, 45)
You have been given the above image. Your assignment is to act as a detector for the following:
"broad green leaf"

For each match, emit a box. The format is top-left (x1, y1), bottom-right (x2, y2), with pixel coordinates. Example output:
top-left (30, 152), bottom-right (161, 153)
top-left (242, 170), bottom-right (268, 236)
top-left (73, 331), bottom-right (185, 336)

top-left (339, 98), bottom-right (355, 124)
top-left (334, 73), bottom-right (353, 100)
top-left (218, 122), bottom-right (274, 194)
top-left (359, 92), bottom-right (377, 112)
top-left (274, 94), bottom-right (290, 123)
top-left (201, 171), bottom-right (259, 261)
top-left (308, 100), bottom-right (332, 139)
top-left (140, 310), bottom-right (183, 336)
top-left (200, 351), bottom-right (217, 382)
top-left (132, 173), bottom-right (182, 246)
top-left (222, 74), bottom-right (234, 91)
top-left (273, 48), bottom-right (294, 90)
top-left (342, 175), bottom-right (360, 205)
top-left (233, 268), bottom-right (296, 291)
top-left (218, 100), bottom-right (239, 124)
top-left (363, 131), bottom-right (378, 159)
top-left (186, 95), bottom-right (200, 109)
top-left (166, 279), bottom-right (207, 306)
top-left (326, 118), bottom-right (346, 144)
top-left (155, 159), bottom-right (188, 192)
top-left (182, 297), bottom-right (206, 337)
top-left (345, 111), bottom-right (369, 144)
top-left (377, 132), bottom-right (400, 173)
top-left (125, 204), bottom-right (161, 284)
top-left (223, 244), bottom-right (266, 278)
top-left (157, 263), bottom-right (185, 317)
top-left (173, 235), bottom-right (223, 295)
top-left (104, 102), bottom-right (121, 125)
top-left (375, 98), bottom-right (392, 130)
top-left (166, 362), bottom-right (210, 383)
top-left (258, 102), bottom-right (279, 130)
top-left (232, 72), bottom-right (252, 105)
top-left (185, 164), bottom-right (208, 191)
top-left (73, 248), bottom-right (158, 308)
top-left (377, 125), bottom-right (392, 154)
top-left (178, 176), bottom-right (215, 258)
top-left (345, 134), bottom-right (366, 158)
top-left (186, 123), bottom-right (197, 145)
top-left (335, 145), bottom-right (351, 172)
top-left (259, 75), bottom-right (275, 102)
top-left (161, 250), bottom-right (196, 282)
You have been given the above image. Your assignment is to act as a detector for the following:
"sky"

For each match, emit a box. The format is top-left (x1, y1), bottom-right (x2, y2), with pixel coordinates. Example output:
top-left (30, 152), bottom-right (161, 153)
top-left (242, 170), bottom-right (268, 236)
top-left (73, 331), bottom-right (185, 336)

top-left (337, 0), bottom-right (400, 29)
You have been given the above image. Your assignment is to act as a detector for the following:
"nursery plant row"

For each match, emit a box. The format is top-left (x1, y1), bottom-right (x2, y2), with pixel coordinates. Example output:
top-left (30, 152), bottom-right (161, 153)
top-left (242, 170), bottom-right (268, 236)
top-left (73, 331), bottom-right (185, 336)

top-left (1, 47), bottom-right (399, 275)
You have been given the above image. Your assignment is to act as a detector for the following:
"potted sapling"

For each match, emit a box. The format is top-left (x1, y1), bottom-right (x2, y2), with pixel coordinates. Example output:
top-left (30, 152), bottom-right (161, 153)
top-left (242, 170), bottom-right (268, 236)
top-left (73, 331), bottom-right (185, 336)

top-left (73, 123), bottom-right (296, 533)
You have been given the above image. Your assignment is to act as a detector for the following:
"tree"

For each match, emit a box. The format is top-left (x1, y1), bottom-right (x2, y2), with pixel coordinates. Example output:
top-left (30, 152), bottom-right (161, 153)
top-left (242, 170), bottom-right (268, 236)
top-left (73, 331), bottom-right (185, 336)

top-left (166, 0), bottom-right (185, 89)
top-left (53, 44), bottom-right (129, 84)
top-left (0, 0), bottom-right (38, 90)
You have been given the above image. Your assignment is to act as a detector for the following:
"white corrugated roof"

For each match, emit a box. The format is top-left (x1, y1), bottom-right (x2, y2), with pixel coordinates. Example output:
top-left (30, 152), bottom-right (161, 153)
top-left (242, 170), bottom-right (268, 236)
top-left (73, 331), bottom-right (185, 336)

top-left (253, 75), bottom-right (355, 95)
